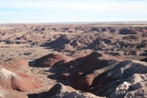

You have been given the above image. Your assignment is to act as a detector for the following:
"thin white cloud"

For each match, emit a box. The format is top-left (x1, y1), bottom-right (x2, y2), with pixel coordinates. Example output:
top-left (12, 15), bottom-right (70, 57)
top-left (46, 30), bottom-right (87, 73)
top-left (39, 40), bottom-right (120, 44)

top-left (0, 0), bottom-right (147, 23)
top-left (0, 0), bottom-right (146, 15)
top-left (1, 0), bottom-right (147, 12)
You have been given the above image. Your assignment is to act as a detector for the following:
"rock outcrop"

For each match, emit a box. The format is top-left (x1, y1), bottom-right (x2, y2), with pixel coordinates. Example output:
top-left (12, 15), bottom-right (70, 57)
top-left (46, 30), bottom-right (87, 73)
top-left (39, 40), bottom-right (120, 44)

top-left (34, 53), bottom-right (73, 67)
top-left (0, 58), bottom-right (42, 98)
top-left (44, 52), bottom-right (147, 98)
top-left (0, 68), bottom-right (40, 92)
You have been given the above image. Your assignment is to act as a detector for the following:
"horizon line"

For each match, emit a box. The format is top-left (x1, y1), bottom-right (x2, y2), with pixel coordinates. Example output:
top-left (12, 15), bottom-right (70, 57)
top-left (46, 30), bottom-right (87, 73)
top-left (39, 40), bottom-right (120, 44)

top-left (1, 21), bottom-right (147, 25)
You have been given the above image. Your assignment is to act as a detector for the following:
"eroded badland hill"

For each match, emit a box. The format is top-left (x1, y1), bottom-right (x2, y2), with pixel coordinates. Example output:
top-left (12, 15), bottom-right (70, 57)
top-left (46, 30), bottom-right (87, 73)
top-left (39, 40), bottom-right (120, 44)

top-left (0, 23), bottom-right (146, 98)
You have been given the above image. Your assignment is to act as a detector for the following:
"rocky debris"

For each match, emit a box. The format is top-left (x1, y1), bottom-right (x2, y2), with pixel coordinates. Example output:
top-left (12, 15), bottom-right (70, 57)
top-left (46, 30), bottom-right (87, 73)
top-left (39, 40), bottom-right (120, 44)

top-left (38, 83), bottom-right (76, 98)
top-left (32, 83), bottom-right (102, 98)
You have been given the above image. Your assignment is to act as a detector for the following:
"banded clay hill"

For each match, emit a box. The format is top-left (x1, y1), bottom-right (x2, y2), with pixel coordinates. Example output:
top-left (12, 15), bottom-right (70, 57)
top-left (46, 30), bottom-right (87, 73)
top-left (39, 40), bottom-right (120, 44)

top-left (0, 23), bottom-right (146, 98)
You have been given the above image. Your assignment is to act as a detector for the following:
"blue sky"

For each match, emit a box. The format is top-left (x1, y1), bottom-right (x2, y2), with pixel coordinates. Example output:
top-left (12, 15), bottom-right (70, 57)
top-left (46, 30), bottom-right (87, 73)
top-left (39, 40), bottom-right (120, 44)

top-left (0, 0), bottom-right (147, 23)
